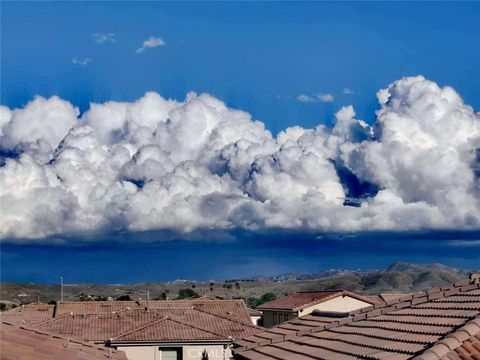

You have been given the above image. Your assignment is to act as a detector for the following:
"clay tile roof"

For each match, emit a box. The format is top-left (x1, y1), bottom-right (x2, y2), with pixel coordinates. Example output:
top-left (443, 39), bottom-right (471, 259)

top-left (0, 303), bottom-right (55, 325)
top-left (248, 308), bottom-right (262, 316)
top-left (55, 298), bottom-right (252, 324)
top-left (31, 304), bottom-right (262, 344)
top-left (0, 321), bottom-right (127, 360)
top-left (33, 309), bottom-right (165, 342)
top-left (233, 278), bottom-right (480, 360)
top-left (256, 290), bottom-right (378, 311)
top-left (110, 308), bottom-right (262, 343)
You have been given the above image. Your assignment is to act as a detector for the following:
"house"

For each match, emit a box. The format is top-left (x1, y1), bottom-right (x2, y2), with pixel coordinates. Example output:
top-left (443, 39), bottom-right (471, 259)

top-left (256, 290), bottom-right (380, 327)
top-left (233, 274), bottom-right (480, 359)
top-left (1, 297), bottom-right (263, 360)
top-left (0, 321), bottom-right (127, 360)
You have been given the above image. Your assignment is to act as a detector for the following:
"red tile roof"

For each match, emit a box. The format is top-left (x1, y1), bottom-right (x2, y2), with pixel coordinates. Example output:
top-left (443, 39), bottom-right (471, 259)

top-left (234, 277), bottom-right (480, 360)
top-left (34, 307), bottom-right (261, 344)
top-left (0, 303), bottom-right (54, 325)
top-left (111, 308), bottom-right (262, 343)
top-left (256, 290), bottom-right (380, 311)
top-left (54, 298), bottom-right (252, 324)
top-left (0, 321), bottom-right (127, 360)
top-left (33, 309), bottom-right (164, 342)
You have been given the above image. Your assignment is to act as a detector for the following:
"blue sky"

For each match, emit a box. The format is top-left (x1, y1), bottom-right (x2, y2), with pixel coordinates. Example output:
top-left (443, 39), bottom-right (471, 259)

top-left (1, 2), bottom-right (480, 283)
top-left (2, 2), bottom-right (479, 133)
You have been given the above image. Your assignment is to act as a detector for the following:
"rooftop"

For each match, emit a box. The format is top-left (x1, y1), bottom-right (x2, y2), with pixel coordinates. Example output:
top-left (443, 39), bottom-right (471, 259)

top-left (234, 275), bottom-right (480, 360)
top-left (1, 297), bottom-right (262, 346)
top-left (256, 290), bottom-right (381, 312)
top-left (34, 307), bottom-right (262, 343)
top-left (0, 321), bottom-right (127, 360)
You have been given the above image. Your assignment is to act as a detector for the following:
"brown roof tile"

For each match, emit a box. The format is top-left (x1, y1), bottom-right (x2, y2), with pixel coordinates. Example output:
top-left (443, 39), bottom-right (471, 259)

top-left (234, 277), bottom-right (480, 360)
top-left (0, 321), bottom-right (127, 360)
top-left (0, 303), bottom-right (54, 325)
top-left (33, 307), bottom-right (262, 344)
top-left (55, 298), bottom-right (252, 324)
top-left (257, 290), bottom-right (378, 311)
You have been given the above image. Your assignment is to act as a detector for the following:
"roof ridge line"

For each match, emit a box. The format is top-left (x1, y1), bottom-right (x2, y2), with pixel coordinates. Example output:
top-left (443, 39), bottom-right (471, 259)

top-left (193, 306), bottom-right (262, 329)
top-left (162, 314), bottom-right (231, 340)
top-left (412, 317), bottom-right (480, 360)
top-left (31, 312), bottom-right (72, 326)
top-left (111, 314), bottom-right (167, 340)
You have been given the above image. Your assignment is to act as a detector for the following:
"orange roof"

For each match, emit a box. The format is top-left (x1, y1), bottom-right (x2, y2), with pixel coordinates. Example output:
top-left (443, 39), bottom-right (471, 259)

top-left (0, 303), bottom-right (54, 325)
top-left (54, 298), bottom-right (252, 324)
top-left (256, 290), bottom-right (379, 311)
top-left (234, 276), bottom-right (480, 360)
top-left (33, 309), bottom-right (164, 342)
top-left (0, 321), bottom-right (127, 360)
top-left (111, 308), bottom-right (262, 343)
top-left (34, 307), bottom-right (262, 343)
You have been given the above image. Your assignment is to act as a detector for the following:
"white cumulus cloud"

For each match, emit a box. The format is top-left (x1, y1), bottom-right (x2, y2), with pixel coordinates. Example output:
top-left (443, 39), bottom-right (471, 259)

top-left (0, 76), bottom-right (479, 241)
top-left (136, 36), bottom-right (166, 53)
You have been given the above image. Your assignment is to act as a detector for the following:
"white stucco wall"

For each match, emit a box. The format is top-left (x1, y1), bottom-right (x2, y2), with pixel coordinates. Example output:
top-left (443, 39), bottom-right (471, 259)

top-left (261, 295), bottom-right (373, 327)
top-left (298, 296), bottom-right (371, 315)
top-left (183, 344), bottom-right (232, 360)
top-left (250, 315), bottom-right (261, 326)
top-left (117, 345), bottom-right (158, 360)
top-left (116, 344), bottom-right (232, 360)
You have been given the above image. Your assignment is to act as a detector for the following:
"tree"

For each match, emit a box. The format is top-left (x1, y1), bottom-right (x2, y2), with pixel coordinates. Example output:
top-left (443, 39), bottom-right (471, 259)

top-left (0, 303), bottom-right (6, 311)
top-left (116, 295), bottom-right (132, 301)
top-left (235, 282), bottom-right (241, 291)
top-left (176, 288), bottom-right (199, 300)
top-left (247, 297), bottom-right (261, 308)
top-left (201, 349), bottom-right (209, 360)
top-left (260, 292), bottom-right (277, 304)
top-left (154, 292), bottom-right (167, 301)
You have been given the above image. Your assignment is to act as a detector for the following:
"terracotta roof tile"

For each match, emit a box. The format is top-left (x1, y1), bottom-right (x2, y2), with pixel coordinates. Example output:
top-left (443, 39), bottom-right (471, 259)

top-left (0, 303), bottom-right (54, 325)
top-left (0, 321), bottom-right (127, 360)
top-left (55, 298), bottom-right (252, 324)
top-left (257, 290), bottom-right (378, 311)
top-left (33, 307), bottom-right (262, 344)
top-left (234, 278), bottom-right (480, 360)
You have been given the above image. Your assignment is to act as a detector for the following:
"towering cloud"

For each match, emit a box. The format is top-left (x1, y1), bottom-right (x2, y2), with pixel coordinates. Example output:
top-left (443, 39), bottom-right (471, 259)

top-left (0, 76), bottom-right (479, 241)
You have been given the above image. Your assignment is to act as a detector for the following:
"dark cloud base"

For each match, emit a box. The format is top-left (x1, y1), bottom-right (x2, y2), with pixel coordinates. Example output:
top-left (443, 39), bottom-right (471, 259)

top-left (2, 230), bottom-right (479, 284)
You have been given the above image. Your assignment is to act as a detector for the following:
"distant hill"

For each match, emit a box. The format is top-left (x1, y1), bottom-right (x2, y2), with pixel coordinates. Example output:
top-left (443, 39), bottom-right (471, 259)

top-left (0, 262), bottom-right (473, 307)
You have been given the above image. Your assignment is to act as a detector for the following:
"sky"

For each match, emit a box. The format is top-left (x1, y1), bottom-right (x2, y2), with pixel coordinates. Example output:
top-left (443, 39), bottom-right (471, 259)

top-left (1, 2), bottom-right (479, 283)
top-left (2, 2), bottom-right (479, 132)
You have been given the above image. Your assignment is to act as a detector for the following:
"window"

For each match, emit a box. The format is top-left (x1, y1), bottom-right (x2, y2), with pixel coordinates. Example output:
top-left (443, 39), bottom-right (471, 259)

top-left (273, 312), bottom-right (277, 325)
top-left (160, 347), bottom-right (182, 360)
